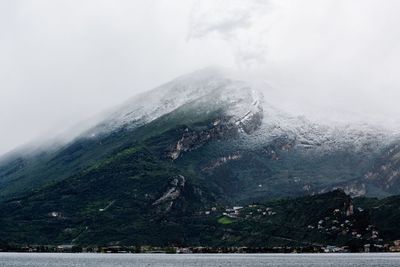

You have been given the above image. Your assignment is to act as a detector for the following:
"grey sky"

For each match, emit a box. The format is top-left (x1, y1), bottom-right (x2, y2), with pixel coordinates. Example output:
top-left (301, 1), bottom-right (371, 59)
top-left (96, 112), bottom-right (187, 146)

top-left (1, 0), bottom-right (400, 155)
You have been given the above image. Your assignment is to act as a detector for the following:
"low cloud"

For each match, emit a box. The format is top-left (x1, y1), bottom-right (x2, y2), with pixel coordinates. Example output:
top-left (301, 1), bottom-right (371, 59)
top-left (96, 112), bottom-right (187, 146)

top-left (1, 0), bottom-right (400, 154)
top-left (188, 0), bottom-right (271, 67)
top-left (188, 0), bottom-right (400, 127)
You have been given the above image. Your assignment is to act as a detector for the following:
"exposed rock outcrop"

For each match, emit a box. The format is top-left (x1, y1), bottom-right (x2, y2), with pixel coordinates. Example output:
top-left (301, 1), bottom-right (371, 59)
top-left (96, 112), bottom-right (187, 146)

top-left (153, 175), bottom-right (186, 212)
top-left (201, 153), bottom-right (242, 173)
top-left (167, 121), bottom-right (239, 160)
top-left (168, 105), bottom-right (263, 161)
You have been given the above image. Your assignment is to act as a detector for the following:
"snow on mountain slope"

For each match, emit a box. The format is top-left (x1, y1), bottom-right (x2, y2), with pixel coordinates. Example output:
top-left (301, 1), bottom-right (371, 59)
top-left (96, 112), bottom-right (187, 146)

top-left (245, 103), bottom-right (396, 153)
top-left (1, 67), bottom-right (397, 165)
top-left (87, 67), bottom-right (263, 136)
top-left (84, 66), bottom-right (397, 154)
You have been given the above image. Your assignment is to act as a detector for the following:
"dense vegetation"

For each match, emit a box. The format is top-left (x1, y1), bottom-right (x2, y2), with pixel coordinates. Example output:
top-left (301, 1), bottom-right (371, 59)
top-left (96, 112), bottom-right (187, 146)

top-left (1, 165), bottom-right (400, 249)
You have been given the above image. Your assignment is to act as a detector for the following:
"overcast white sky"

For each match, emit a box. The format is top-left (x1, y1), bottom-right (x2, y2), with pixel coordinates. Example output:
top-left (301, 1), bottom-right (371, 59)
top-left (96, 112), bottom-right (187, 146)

top-left (1, 0), bottom-right (400, 155)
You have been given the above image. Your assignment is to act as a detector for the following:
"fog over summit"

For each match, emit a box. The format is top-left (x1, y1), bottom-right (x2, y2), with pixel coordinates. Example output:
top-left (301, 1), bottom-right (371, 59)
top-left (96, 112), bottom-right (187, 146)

top-left (1, 0), bottom-right (400, 155)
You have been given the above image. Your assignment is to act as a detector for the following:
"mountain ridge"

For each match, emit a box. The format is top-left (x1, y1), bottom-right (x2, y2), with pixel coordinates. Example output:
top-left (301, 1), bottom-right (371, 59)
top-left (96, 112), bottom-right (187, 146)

top-left (1, 68), bottom-right (400, 205)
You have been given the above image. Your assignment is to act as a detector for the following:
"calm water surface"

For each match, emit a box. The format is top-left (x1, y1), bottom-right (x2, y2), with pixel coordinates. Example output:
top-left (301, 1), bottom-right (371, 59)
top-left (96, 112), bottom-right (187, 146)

top-left (0, 253), bottom-right (399, 267)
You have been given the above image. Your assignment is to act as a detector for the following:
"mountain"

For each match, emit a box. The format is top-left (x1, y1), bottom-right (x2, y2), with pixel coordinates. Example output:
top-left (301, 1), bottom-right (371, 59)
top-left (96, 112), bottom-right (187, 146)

top-left (0, 67), bottom-right (400, 246)
top-left (0, 68), bottom-right (263, 200)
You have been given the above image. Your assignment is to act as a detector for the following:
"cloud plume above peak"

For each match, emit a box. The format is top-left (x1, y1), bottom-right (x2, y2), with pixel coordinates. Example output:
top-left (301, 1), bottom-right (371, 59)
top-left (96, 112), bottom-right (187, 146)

top-left (188, 0), bottom-right (271, 67)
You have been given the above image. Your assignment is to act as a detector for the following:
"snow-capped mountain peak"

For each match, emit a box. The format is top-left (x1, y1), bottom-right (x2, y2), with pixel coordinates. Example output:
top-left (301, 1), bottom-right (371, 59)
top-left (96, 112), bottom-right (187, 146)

top-left (89, 67), bottom-right (263, 135)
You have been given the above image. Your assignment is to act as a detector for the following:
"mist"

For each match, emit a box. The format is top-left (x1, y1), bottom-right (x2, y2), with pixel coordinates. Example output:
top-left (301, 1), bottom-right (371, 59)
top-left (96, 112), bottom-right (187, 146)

top-left (1, 0), bottom-right (400, 155)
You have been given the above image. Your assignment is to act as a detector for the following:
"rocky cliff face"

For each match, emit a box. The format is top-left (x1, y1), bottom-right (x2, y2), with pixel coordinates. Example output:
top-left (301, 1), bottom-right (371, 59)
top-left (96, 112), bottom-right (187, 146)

top-left (364, 143), bottom-right (400, 193)
top-left (167, 106), bottom-right (263, 161)
top-left (167, 120), bottom-right (239, 160)
top-left (153, 175), bottom-right (186, 212)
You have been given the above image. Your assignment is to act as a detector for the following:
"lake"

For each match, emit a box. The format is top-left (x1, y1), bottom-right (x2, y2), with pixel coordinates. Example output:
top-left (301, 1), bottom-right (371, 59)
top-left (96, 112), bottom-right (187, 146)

top-left (1, 253), bottom-right (400, 267)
